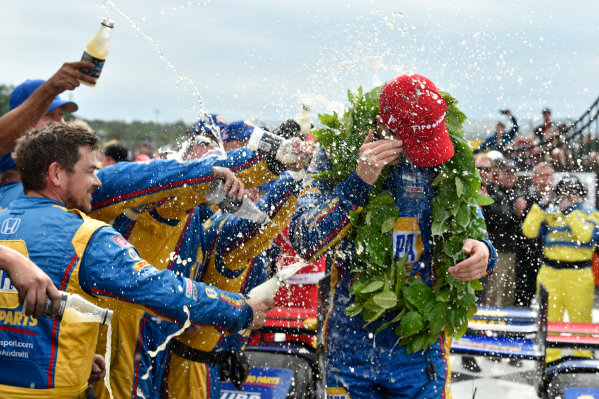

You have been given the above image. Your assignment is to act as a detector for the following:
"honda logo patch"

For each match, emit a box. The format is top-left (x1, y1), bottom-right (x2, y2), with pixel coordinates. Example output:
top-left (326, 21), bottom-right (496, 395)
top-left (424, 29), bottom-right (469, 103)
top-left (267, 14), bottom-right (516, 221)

top-left (1, 218), bottom-right (21, 234)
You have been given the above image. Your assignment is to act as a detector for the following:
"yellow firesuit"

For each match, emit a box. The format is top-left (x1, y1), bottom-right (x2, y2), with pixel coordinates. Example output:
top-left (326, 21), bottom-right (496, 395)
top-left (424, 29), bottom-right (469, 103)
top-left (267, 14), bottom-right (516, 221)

top-left (523, 202), bottom-right (599, 363)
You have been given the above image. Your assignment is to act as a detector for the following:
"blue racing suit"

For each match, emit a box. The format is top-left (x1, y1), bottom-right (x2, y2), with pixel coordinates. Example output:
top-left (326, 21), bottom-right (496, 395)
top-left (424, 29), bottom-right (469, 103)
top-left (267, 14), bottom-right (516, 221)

top-left (203, 253), bottom-right (271, 398)
top-left (163, 173), bottom-right (301, 399)
top-left (88, 150), bottom-right (285, 398)
top-left (0, 182), bottom-right (24, 211)
top-left (0, 197), bottom-right (253, 398)
top-left (523, 202), bottom-right (599, 363)
top-left (290, 148), bottom-right (497, 399)
top-left (0, 157), bottom-right (220, 213)
top-left (0, 152), bottom-right (281, 398)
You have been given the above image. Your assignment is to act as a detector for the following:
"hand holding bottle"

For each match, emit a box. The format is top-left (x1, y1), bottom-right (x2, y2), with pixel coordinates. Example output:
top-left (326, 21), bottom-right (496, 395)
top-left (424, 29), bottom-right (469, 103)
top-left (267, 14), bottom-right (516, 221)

top-left (45, 61), bottom-right (95, 93)
top-left (211, 166), bottom-right (245, 202)
top-left (282, 137), bottom-right (315, 172)
top-left (206, 176), bottom-right (269, 224)
top-left (245, 298), bottom-right (276, 330)
top-left (1, 245), bottom-right (61, 318)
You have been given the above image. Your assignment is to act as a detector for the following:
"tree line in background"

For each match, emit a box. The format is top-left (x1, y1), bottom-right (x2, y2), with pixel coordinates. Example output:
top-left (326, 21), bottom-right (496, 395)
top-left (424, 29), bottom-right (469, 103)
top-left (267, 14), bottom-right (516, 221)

top-left (0, 84), bottom-right (189, 152)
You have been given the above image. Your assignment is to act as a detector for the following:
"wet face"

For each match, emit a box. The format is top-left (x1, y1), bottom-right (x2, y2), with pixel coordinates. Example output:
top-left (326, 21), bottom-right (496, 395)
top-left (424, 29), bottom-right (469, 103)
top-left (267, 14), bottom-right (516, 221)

top-left (223, 139), bottom-right (246, 151)
top-left (36, 107), bottom-right (66, 128)
top-left (531, 166), bottom-right (553, 193)
top-left (62, 146), bottom-right (101, 213)
top-left (185, 143), bottom-right (217, 161)
top-left (558, 192), bottom-right (582, 211)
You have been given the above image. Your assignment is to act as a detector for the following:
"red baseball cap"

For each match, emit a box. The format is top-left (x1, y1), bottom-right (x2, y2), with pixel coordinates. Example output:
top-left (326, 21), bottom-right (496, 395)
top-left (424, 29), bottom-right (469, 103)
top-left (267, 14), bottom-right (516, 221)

top-left (379, 74), bottom-right (454, 167)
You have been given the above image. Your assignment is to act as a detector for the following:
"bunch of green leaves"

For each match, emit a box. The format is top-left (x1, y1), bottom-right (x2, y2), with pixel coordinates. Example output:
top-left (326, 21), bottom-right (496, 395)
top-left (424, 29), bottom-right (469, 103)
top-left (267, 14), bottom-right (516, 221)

top-left (311, 85), bottom-right (493, 354)
top-left (311, 85), bottom-right (382, 186)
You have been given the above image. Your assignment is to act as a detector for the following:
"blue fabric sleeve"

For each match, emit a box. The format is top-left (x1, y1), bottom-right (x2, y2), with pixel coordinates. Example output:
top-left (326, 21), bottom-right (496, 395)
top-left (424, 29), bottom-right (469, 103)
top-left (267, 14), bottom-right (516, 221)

top-left (290, 147), bottom-right (372, 262)
top-left (91, 158), bottom-right (217, 221)
top-left (78, 226), bottom-right (253, 331)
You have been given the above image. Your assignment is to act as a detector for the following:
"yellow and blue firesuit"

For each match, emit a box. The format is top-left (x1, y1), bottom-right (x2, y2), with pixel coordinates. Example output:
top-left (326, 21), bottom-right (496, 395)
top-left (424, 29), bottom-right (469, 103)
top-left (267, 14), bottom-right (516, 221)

top-left (0, 156), bottom-right (221, 213)
top-left (0, 152), bottom-right (279, 398)
top-left (91, 150), bottom-right (295, 398)
top-left (203, 253), bottom-right (270, 397)
top-left (162, 172), bottom-right (301, 399)
top-left (0, 196), bottom-right (253, 398)
top-left (289, 148), bottom-right (497, 399)
top-left (522, 202), bottom-right (599, 363)
top-left (89, 152), bottom-right (280, 223)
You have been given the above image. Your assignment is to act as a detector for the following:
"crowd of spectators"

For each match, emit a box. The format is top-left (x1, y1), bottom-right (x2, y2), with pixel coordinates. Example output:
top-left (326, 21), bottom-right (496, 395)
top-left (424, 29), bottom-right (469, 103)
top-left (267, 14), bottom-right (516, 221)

top-left (475, 107), bottom-right (599, 172)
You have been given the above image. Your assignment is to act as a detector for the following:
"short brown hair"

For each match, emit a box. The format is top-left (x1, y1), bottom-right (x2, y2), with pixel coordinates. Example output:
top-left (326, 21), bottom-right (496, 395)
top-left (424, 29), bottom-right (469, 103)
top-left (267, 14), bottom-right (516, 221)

top-left (15, 122), bottom-right (98, 192)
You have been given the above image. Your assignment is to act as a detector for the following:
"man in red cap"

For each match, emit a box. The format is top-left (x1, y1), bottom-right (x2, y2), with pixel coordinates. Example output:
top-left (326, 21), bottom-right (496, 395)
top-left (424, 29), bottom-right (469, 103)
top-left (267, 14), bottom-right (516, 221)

top-left (290, 74), bottom-right (496, 398)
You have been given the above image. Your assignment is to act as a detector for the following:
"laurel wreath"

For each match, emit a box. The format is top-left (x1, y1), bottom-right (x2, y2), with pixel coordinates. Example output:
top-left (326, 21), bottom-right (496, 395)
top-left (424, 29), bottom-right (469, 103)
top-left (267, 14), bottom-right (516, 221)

top-left (311, 85), bottom-right (492, 353)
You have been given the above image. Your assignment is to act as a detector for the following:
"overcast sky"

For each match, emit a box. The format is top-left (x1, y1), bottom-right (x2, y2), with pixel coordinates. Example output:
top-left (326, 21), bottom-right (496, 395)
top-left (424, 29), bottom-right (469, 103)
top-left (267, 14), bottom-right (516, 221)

top-left (2, 1), bottom-right (598, 134)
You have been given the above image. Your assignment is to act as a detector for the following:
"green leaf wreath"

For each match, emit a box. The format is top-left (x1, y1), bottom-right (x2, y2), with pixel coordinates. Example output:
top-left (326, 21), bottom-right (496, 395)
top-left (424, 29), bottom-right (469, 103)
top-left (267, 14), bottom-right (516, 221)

top-left (311, 85), bottom-right (493, 353)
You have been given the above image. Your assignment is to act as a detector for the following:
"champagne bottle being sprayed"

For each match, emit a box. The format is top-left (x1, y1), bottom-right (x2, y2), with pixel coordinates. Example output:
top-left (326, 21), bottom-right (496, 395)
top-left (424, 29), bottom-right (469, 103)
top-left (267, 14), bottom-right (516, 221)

top-left (294, 104), bottom-right (312, 138)
top-left (205, 179), bottom-right (269, 224)
top-left (247, 128), bottom-right (307, 164)
top-left (42, 291), bottom-right (113, 324)
top-left (80, 18), bottom-right (115, 86)
top-left (246, 262), bottom-right (307, 300)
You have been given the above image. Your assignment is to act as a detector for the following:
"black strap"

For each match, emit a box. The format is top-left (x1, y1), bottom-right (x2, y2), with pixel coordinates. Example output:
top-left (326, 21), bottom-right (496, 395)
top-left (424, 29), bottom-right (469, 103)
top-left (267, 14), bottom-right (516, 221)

top-left (169, 339), bottom-right (221, 365)
top-left (543, 258), bottom-right (591, 269)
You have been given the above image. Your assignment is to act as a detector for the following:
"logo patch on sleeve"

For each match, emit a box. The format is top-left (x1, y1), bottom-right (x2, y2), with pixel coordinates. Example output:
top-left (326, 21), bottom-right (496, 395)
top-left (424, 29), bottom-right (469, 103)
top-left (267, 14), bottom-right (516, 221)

top-left (113, 236), bottom-right (129, 247)
top-left (205, 287), bottom-right (218, 299)
top-left (128, 248), bottom-right (141, 260)
top-left (184, 278), bottom-right (193, 299)
top-left (133, 260), bottom-right (150, 271)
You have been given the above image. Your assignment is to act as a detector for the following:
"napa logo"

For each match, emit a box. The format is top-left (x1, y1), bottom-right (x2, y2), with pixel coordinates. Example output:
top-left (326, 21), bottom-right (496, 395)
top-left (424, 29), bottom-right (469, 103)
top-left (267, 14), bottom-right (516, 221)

top-left (206, 287), bottom-right (218, 299)
top-left (0, 270), bottom-right (17, 292)
top-left (132, 260), bottom-right (149, 272)
top-left (392, 217), bottom-right (424, 264)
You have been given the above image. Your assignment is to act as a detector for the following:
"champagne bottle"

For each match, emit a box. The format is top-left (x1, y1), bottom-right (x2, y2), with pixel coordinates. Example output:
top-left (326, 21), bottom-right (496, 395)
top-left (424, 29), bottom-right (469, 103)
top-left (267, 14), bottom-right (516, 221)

top-left (247, 128), bottom-right (306, 164)
top-left (246, 276), bottom-right (280, 300)
top-left (80, 18), bottom-right (115, 86)
top-left (43, 291), bottom-right (113, 324)
top-left (294, 104), bottom-right (312, 138)
top-left (246, 262), bottom-right (307, 300)
top-left (206, 179), bottom-right (269, 224)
